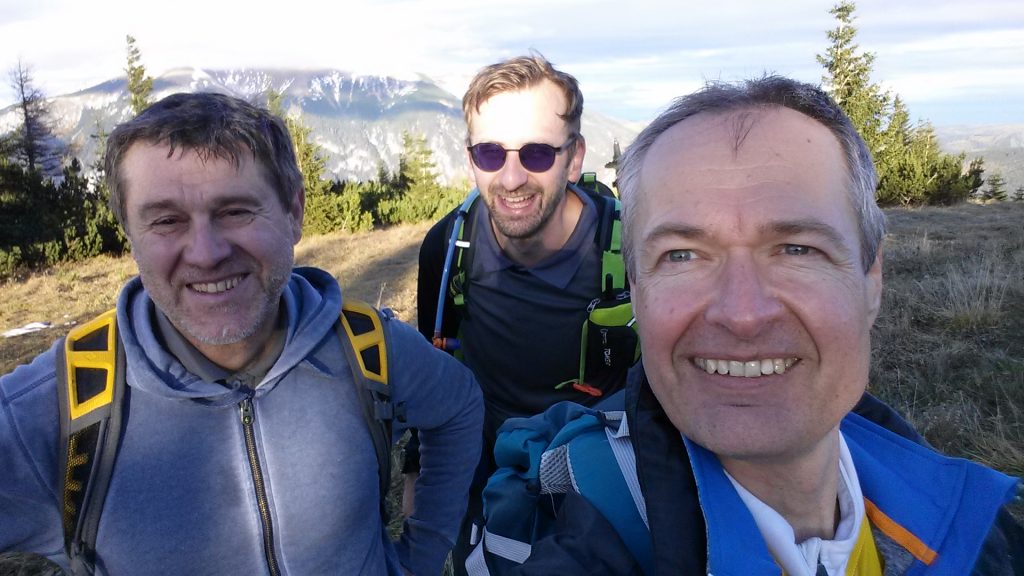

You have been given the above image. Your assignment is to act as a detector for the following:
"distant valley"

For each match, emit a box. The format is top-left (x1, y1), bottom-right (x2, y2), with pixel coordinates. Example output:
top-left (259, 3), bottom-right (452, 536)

top-left (935, 124), bottom-right (1024, 193)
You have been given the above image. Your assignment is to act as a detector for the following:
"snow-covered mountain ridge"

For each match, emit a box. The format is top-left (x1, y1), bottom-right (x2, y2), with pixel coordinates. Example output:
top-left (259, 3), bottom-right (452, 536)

top-left (0, 67), bottom-right (638, 186)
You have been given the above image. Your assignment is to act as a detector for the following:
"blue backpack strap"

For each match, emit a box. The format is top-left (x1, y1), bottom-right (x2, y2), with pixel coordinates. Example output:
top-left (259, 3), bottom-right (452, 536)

top-left (433, 189), bottom-right (479, 353)
top-left (471, 399), bottom-right (653, 575)
top-left (563, 411), bottom-right (653, 575)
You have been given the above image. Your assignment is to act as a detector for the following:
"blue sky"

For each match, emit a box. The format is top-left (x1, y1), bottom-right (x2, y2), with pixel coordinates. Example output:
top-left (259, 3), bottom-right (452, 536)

top-left (2, 0), bottom-right (1022, 127)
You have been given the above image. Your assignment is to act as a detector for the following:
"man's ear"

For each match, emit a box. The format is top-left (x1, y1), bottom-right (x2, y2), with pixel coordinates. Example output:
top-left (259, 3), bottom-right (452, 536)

top-left (290, 187), bottom-right (305, 244)
top-left (568, 135), bottom-right (587, 183)
top-left (866, 247), bottom-right (884, 326)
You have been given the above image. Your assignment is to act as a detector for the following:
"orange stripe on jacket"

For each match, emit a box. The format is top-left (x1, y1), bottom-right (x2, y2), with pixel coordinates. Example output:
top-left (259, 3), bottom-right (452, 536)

top-left (864, 499), bottom-right (937, 565)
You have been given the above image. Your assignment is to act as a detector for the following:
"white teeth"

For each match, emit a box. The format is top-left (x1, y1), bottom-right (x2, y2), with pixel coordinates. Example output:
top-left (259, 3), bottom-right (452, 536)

top-left (729, 360), bottom-right (744, 377)
top-left (744, 361), bottom-right (760, 378)
top-left (191, 276), bottom-right (242, 294)
top-left (695, 356), bottom-right (798, 378)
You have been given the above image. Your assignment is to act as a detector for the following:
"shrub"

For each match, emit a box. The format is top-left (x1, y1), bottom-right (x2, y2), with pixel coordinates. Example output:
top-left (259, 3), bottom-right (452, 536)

top-left (304, 188), bottom-right (374, 236)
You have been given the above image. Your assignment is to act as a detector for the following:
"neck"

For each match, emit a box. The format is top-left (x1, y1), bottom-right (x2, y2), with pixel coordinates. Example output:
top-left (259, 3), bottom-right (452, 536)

top-left (497, 188), bottom-right (583, 267)
top-left (721, 428), bottom-right (842, 542)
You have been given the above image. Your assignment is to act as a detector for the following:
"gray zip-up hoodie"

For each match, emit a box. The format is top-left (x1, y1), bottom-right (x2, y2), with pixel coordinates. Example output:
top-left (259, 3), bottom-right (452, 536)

top-left (0, 267), bottom-right (483, 575)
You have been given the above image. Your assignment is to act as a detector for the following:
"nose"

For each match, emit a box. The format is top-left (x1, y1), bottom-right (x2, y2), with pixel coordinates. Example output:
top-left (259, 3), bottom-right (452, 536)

top-left (499, 151), bottom-right (530, 191)
top-left (183, 219), bottom-right (232, 267)
top-left (703, 252), bottom-right (783, 339)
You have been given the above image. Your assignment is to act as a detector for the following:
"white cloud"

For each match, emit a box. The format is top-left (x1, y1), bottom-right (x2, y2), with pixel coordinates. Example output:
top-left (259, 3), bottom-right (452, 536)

top-left (1, 0), bottom-right (1021, 125)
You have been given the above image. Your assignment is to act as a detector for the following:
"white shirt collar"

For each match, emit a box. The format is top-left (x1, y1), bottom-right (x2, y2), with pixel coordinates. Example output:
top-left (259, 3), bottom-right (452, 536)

top-left (724, 433), bottom-right (865, 576)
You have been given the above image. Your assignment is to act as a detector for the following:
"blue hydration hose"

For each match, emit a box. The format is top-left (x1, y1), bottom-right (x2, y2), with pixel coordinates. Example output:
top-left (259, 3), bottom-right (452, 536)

top-left (432, 188), bottom-right (480, 350)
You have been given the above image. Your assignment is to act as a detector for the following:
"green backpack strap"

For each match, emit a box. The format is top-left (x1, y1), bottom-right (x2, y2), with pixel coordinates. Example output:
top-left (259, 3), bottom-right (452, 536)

top-left (597, 195), bottom-right (626, 295)
top-left (562, 189), bottom-right (639, 396)
top-left (337, 298), bottom-right (397, 522)
top-left (575, 172), bottom-right (617, 199)
top-left (57, 308), bottom-right (126, 573)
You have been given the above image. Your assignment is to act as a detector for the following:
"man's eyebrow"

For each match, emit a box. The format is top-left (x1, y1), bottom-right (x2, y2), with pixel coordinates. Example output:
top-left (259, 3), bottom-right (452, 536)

top-left (134, 199), bottom-right (180, 219)
top-left (766, 219), bottom-right (848, 248)
top-left (642, 222), bottom-right (708, 244)
top-left (134, 194), bottom-right (261, 218)
top-left (642, 219), bottom-right (853, 253)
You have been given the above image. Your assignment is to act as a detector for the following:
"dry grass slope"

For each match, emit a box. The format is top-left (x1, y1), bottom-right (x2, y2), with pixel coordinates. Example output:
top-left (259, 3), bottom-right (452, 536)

top-left (872, 202), bottom-right (1024, 476)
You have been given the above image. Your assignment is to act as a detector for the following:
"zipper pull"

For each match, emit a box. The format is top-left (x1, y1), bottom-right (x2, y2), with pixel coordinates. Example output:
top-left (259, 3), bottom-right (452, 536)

top-left (240, 398), bottom-right (253, 425)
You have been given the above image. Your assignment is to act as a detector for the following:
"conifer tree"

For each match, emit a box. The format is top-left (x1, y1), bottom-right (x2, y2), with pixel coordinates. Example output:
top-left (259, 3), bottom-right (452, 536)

top-left (125, 35), bottom-right (154, 117)
top-left (399, 131), bottom-right (441, 198)
top-left (85, 120), bottom-right (128, 253)
top-left (374, 131), bottom-right (464, 224)
top-left (817, 1), bottom-right (982, 206)
top-left (263, 89), bottom-right (371, 233)
top-left (982, 173), bottom-right (1007, 202)
top-left (265, 88), bottom-right (331, 198)
top-left (817, 1), bottom-right (889, 153)
top-left (7, 60), bottom-right (63, 175)
top-left (1012, 185), bottom-right (1024, 202)
top-left (964, 157), bottom-right (986, 197)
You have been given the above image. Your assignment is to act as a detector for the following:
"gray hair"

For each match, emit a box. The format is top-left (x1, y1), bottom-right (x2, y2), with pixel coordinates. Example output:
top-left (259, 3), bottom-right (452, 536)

top-left (618, 75), bottom-right (884, 275)
top-left (104, 92), bottom-right (302, 228)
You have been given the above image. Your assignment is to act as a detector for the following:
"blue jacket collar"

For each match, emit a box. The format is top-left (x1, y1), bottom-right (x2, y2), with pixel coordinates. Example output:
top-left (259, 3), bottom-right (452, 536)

top-left (682, 413), bottom-right (1019, 574)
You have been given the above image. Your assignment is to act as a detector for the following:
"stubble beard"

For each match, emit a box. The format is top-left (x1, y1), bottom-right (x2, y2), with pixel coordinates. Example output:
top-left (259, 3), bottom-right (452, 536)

top-left (142, 262), bottom-right (293, 348)
top-left (486, 180), bottom-right (566, 240)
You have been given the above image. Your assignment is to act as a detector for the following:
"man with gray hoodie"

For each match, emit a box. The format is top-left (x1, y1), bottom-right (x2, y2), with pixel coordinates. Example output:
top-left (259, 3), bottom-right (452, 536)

top-left (0, 92), bottom-right (483, 575)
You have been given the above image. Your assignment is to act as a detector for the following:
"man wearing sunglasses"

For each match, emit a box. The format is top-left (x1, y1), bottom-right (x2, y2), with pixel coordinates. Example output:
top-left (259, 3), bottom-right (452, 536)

top-left (410, 53), bottom-right (630, 574)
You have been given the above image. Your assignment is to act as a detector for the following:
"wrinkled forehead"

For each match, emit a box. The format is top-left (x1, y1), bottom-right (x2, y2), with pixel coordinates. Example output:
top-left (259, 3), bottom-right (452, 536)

top-left (634, 108), bottom-right (857, 237)
top-left (643, 108), bottom-right (847, 197)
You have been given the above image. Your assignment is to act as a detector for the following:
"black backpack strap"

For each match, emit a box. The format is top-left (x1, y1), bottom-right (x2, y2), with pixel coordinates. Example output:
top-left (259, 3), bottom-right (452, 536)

top-left (337, 299), bottom-right (398, 522)
top-left (57, 309), bottom-right (126, 575)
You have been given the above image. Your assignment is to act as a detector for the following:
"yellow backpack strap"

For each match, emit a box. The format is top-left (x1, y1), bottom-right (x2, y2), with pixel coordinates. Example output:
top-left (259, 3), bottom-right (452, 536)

top-left (338, 298), bottom-right (399, 521)
top-left (56, 308), bottom-right (127, 572)
top-left (340, 299), bottom-right (388, 385)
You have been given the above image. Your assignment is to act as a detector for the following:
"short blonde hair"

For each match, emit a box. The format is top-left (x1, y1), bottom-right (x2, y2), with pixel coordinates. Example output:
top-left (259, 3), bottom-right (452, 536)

top-left (462, 52), bottom-right (583, 140)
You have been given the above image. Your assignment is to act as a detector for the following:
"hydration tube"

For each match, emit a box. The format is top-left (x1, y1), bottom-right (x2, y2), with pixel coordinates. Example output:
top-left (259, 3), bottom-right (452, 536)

top-left (432, 188), bottom-right (480, 350)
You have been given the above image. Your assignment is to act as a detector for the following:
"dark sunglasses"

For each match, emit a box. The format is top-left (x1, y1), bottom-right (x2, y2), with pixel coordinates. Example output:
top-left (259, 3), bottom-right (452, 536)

top-left (467, 136), bottom-right (577, 173)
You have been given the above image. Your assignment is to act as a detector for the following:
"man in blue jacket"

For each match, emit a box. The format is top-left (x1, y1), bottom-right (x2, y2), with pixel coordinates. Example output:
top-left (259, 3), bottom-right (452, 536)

top-left (0, 92), bottom-right (483, 575)
top-left (512, 76), bottom-right (1022, 574)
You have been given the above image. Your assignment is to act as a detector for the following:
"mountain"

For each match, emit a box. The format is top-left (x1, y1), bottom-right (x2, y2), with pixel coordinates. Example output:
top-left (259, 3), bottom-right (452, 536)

top-left (935, 124), bottom-right (1024, 193)
top-left (0, 67), bottom-right (637, 186)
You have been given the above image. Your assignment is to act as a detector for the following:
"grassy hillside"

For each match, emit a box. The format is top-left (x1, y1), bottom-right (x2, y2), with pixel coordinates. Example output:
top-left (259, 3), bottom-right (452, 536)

top-left (2, 205), bottom-right (1022, 478)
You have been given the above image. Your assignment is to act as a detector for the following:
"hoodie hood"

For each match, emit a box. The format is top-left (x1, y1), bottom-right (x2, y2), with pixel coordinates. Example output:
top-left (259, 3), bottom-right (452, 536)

top-left (117, 267), bottom-right (342, 406)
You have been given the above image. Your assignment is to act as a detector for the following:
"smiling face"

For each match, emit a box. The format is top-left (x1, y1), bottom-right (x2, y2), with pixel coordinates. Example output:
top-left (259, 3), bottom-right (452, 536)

top-left (122, 143), bottom-right (303, 369)
top-left (467, 79), bottom-right (585, 245)
top-left (630, 107), bottom-right (883, 466)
